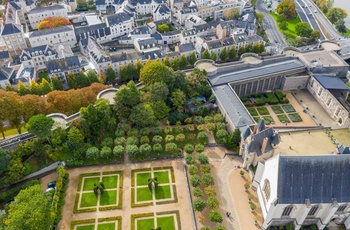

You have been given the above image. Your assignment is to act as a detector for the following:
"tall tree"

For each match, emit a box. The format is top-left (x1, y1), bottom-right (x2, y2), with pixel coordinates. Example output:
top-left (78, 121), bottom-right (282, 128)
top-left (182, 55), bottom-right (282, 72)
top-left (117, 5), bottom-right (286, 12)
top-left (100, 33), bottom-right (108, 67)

top-left (106, 66), bottom-right (117, 83)
top-left (99, 71), bottom-right (107, 84)
top-left (227, 7), bottom-right (240, 20)
top-left (68, 72), bottom-right (78, 89)
top-left (201, 49), bottom-right (211, 59)
top-left (238, 45), bottom-right (246, 56)
top-left (87, 70), bottom-right (99, 83)
top-left (189, 51), bottom-right (197, 66)
top-left (29, 80), bottom-right (41, 95)
top-left (211, 50), bottom-right (218, 62)
top-left (0, 148), bottom-right (10, 174)
top-left (17, 80), bottom-right (30, 96)
top-left (171, 89), bottom-right (186, 111)
top-left (229, 45), bottom-right (237, 59)
top-left (139, 62), bottom-right (175, 88)
top-left (172, 56), bottom-right (179, 70)
top-left (0, 92), bottom-right (23, 134)
top-left (179, 54), bottom-right (188, 69)
top-left (127, 63), bottom-right (138, 80)
top-left (163, 55), bottom-right (171, 67)
top-left (5, 184), bottom-right (52, 230)
top-left (51, 76), bottom-right (64, 90)
top-left (327, 7), bottom-right (347, 24)
top-left (335, 19), bottom-right (347, 33)
top-left (247, 42), bottom-right (253, 52)
top-left (40, 78), bottom-right (52, 94)
top-left (119, 64), bottom-right (128, 81)
top-left (220, 47), bottom-right (228, 61)
top-left (21, 94), bottom-right (45, 123)
top-left (130, 103), bottom-right (156, 128)
top-left (114, 81), bottom-right (141, 119)
top-left (149, 82), bottom-right (169, 102)
top-left (77, 70), bottom-right (90, 88)
top-left (135, 59), bottom-right (143, 79)
top-left (6, 83), bottom-right (16, 92)
top-left (295, 22), bottom-right (313, 37)
top-left (276, 0), bottom-right (296, 19)
top-left (27, 114), bottom-right (54, 140)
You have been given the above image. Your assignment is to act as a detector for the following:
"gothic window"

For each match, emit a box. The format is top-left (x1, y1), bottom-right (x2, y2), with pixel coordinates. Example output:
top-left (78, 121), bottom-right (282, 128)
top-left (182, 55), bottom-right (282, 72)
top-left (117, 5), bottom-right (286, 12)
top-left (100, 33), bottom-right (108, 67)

top-left (263, 179), bottom-right (270, 201)
top-left (281, 205), bottom-right (293, 217)
top-left (308, 205), bottom-right (318, 216)
top-left (337, 204), bottom-right (347, 212)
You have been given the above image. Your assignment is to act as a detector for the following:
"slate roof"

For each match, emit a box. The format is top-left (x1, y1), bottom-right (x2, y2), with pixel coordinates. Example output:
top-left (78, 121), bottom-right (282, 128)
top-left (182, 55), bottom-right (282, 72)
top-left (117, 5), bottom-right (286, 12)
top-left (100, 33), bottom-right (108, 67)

top-left (313, 75), bottom-right (350, 91)
top-left (179, 43), bottom-right (195, 53)
top-left (0, 51), bottom-right (10, 60)
top-left (46, 56), bottom-right (81, 73)
top-left (153, 19), bottom-right (170, 26)
top-left (208, 59), bottom-right (305, 86)
top-left (1, 24), bottom-right (21, 36)
top-left (222, 37), bottom-right (235, 46)
top-left (246, 125), bottom-right (279, 156)
top-left (182, 29), bottom-right (197, 37)
top-left (137, 37), bottom-right (157, 46)
top-left (129, 0), bottom-right (151, 5)
top-left (75, 23), bottom-right (109, 41)
top-left (140, 49), bottom-right (163, 60)
top-left (28, 5), bottom-right (65, 14)
top-left (106, 12), bottom-right (131, 26)
top-left (151, 33), bottom-right (162, 40)
top-left (111, 52), bottom-right (127, 63)
top-left (20, 45), bottom-right (56, 61)
top-left (212, 84), bottom-right (255, 128)
top-left (208, 40), bottom-right (222, 49)
top-left (9, 2), bottom-right (21, 10)
top-left (180, 6), bottom-right (198, 14)
top-left (130, 26), bottom-right (150, 35)
top-left (277, 155), bottom-right (350, 204)
top-left (16, 68), bottom-right (34, 82)
top-left (338, 145), bottom-right (350, 154)
top-left (247, 35), bottom-right (263, 43)
top-left (162, 30), bottom-right (181, 36)
top-left (154, 4), bottom-right (170, 14)
top-left (29, 26), bottom-right (73, 37)
top-left (0, 67), bottom-right (14, 81)
top-left (95, 0), bottom-right (105, 4)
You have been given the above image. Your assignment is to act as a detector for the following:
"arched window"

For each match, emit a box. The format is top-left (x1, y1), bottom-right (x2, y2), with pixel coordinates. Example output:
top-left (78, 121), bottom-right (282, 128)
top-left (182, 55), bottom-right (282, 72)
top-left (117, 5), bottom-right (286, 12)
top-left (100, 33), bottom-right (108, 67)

top-left (282, 205), bottom-right (293, 217)
top-left (263, 179), bottom-right (271, 201)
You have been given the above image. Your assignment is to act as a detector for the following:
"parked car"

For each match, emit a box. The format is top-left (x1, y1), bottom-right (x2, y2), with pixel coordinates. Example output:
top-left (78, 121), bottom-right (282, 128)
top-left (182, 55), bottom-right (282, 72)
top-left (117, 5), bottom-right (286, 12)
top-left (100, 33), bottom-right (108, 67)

top-left (5, 198), bottom-right (15, 206)
top-left (46, 187), bottom-right (55, 193)
top-left (47, 181), bottom-right (56, 188)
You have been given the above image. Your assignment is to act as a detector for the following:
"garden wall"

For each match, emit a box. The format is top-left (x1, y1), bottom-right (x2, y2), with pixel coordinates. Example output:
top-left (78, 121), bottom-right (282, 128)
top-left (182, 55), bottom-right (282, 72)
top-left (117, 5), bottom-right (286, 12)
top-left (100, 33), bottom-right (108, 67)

top-left (282, 75), bottom-right (310, 91)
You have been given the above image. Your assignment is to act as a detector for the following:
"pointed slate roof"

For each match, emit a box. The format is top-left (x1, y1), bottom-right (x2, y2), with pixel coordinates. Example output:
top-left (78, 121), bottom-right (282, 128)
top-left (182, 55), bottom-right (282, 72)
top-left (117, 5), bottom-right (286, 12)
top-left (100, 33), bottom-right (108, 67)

top-left (277, 155), bottom-right (350, 204)
top-left (338, 145), bottom-right (350, 154)
top-left (247, 127), bottom-right (278, 156)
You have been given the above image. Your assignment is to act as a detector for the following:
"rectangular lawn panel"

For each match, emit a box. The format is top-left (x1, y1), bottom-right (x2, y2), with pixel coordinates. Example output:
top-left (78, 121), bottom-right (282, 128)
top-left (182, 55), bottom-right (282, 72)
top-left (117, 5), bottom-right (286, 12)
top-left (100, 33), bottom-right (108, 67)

top-left (102, 175), bottom-right (118, 189)
top-left (257, 106), bottom-right (269, 115)
top-left (83, 177), bottom-right (100, 191)
top-left (262, 116), bottom-right (274, 125)
top-left (136, 187), bottom-right (153, 202)
top-left (80, 192), bottom-right (98, 208)
top-left (282, 104), bottom-right (296, 113)
top-left (76, 225), bottom-right (95, 230)
top-left (289, 113), bottom-right (303, 122)
top-left (253, 116), bottom-right (261, 123)
top-left (137, 218), bottom-right (154, 230)
top-left (153, 171), bottom-right (170, 184)
top-left (155, 185), bottom-right (172, 200)
top-left (157, 216), bottom-right (175, 230)
top-left (277, 114), bottom-right (290, 123)
top-left (247, 108), bottom-right (258, 116)
top-left (100, 190), bottom-right (117, 206)
top-left (271, 105), bottom-right (284, 114)
top-left (136, 172), bottom-right (152, 186)
top-left (97, 222), bottom-right (115, 230)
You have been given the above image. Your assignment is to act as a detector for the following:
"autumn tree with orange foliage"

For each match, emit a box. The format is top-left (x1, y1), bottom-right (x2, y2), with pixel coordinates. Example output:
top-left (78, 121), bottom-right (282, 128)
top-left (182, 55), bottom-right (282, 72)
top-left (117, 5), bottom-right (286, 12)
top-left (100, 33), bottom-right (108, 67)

top-left (38, 16), bottom-right (72, 30)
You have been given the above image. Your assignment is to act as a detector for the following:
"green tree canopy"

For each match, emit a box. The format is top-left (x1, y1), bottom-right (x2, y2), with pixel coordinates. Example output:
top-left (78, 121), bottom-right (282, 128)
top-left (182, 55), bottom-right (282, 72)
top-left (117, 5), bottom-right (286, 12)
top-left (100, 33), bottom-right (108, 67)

top-left (106, 66), bottom-right (117, 83)
top-left (5, 184), bottom-right (52, 230)
top-left (172, 56), bottom-right (179, 70)
top-left (211, 51), bottom-right (217, 61)
top-left (130, 103), bottom-right (156, 128)
top-left (163, 55), bottom-right (171, 67)
top-left (87, 70), bottom-right (99, 83)
top-left (276, 0), bottom-right (296, 19)
top-left (209, 210), bottom-right (223, 223)
top-left (114, 81), bottom-right (141, 119)
top-left (219, 47), bottom-right (228, 61)
top-left (179, 54), bottom-right (188, 69)
top-left (17, 80), bottom-right (30, 96)
top-left (229, 45), bottom-right (237, 59)
top-left (189, 51), bottom-right (197, 66)
top-left (140, 62), bottom-right (175, 88)
top-left (157, 23), bottom-right (170, 33)
top-left (51, 76), bottom-right (63, 90)
top-left (27, 114), bottom-right (54, 139)
top-left (67, 72), bottom-right (78, 89)
top-left (295, 22), bottom-right (313, 37)
top-left (149, 82), bottom-right (169, 102)
top-left (227, 7), bottom-right (240, 20)
top-left (201, 49), bottom-right (211, 59)
top-left (0, 148), bottom-right (10, 174)
top-left (327, 7), bottom-right (347, 24)
top-left (193, 198), bottom-right (206, 212)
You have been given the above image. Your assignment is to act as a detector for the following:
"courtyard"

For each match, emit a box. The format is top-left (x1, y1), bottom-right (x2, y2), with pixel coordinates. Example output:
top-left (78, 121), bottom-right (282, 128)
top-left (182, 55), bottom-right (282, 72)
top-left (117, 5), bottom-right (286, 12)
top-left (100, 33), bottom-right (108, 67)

top-left (57, 160), bottom-right (194, 230)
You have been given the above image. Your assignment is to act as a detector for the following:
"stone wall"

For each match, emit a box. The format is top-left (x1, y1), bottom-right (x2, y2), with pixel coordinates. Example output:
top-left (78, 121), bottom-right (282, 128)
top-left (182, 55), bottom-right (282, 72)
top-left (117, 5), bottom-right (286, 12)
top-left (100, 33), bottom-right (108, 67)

top-left (282, 75), bottom-right (310, 91)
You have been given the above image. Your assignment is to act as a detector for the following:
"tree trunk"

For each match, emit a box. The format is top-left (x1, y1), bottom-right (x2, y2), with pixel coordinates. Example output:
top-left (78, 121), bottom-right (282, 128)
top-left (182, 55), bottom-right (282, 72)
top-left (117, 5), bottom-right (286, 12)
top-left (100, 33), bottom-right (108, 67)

top-left (1, 131), bottom-right (4, 139)
top-left (17, 126), bottom-right (22, 134)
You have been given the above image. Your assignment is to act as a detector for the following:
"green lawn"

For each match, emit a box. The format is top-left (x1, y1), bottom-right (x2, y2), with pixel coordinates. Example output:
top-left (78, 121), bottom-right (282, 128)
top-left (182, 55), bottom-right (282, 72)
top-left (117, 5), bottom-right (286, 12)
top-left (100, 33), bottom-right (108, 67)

top-left (253, 116), bottom-right (261, 123)
top-left (136, 172), bottom-right (152, 186)
top-left (155, 185), bottom-right (172, 200)
top-left (100, 190), bottom-right (117, 206)
top-left (3, 125), bottom-right (27, 137)
top-left (270, 12), bottom-right (301, 41)
top-left (102, 176), bottom-right (118, 189)
top-left (248, 108), bottom-right (258, 116)
top-left (83, 177), bottom-right (101, 191)
top-left (153, 171), bottom-right (170, 184)
top-left (97, 222), bottom-right (115, 230)
top-left (76, 225), bottom-right (95, 230)
top-left (157, 216), bottom-right (175, 230)
top-left (136, 187), bottom-right (153, 202)
top-left (137, 218), bottom-right (154, 230)
top-left (257, 106), bottom-right (269, 115)
top-left (80, 192), bottom-right (98, 207)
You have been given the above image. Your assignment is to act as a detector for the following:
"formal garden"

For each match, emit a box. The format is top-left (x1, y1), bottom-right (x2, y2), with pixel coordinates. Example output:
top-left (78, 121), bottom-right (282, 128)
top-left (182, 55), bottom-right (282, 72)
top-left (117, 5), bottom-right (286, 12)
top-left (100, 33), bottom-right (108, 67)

top-left (131, 211), bottom-right (181, 230)
top-left (242, 91), bottom-right (303, 125)
top-left (73, 171), bottom-right (123, 213)
top-left (70, 216), bottom-right (122, 230)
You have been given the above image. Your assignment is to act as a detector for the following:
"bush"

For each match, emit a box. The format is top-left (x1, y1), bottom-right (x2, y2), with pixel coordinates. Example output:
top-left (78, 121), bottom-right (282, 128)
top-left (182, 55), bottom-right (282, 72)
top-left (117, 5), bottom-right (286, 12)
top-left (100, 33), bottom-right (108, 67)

top-left (186, 124), bottom-right (195, 132)
top-left (193, 116), bottom-right (204, 124)
top-left (216, 129), bottom-right (228, 141)
top-left (185, 155), bottom-right (195, 165)
top-left (139, 144), bottom-right (152, 156)
top-left (193, 198), bottom-right (206, 212)
top-left (126, 145), bottom-right (139, 158)
top-left (209, 210), bottom-right (223, 223)
top-left (127, 128), bottom-right (139, 136)
top-left (204, 187), bottom-right (216, 196)
top-left (188, 165), bottom-right (198, 175)
top-left (114, 137), bottom-right (126, 146)
top-left (164, 126), bottom-right (173, 134)
top-left (167, 110), bottom-right (189, 125)
top-left (197, 124), bottom-right (204, 131)
top-left (102, 137), bottom-right (113, 148)
top-left (86, 147), bottom-right (99, 159)
top-left (175, 134), bottom-right (185, 142)
top-left (165, 142), bottom-right (178, 154)
top-left (204, 115), bottom-right (214, 124)
top-left (184, 144), bottom-right (194, 154)
top-left (165, 135), bottom-right (175, 142)
top-left (216, 122), bottom-right (226, 130)
top-left (200, 164), bottom-right (211, 173)
top-left (139, 127), bottom-right (150, 136)
top-left (214, 114), bottom-right (224, 123)
top-left (152, 135), bottom-right (162, 144)
top-left (174, 126), bottom-right (184, 134)
top-left (190, 175), bottom-right (201, 187)
top-left (140, 136), bottom-right (150, 144)
top-left (215, 225), bottom-right (227, 230)
top-left (197, 153), bottom-right (208, 165)
top-left (113, 145), bottom-right (124, 157)
top-left (202, 173), bottom-right (214, 186)
top-left (152, 127), bottom-right (162, 135)
top-left (100, 146), bottom-right (112, 158)
top-left (207, 196), bottom-right (220, 209)
top-left (197, 131), bottom-right (209, 144)
top-left (206, 123), bottom-right (216, 132)
top-left (193, 187), bottom-right (204, 197)
top-left (195, 144), bottom-right (205, 153)
top-left (153, 143), bottom-right (163, 153)
top-left (127, 136), bottom-right (139, 146)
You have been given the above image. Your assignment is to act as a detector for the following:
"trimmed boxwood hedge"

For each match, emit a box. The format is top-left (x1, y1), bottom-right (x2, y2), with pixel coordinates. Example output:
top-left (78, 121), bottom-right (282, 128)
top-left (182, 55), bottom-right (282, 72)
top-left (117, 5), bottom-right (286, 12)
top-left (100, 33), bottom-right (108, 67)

top-left (131, 168), bottom-right (151, 187)
top-left (77, 172), bottom-right (101, 191)
top-left (156, 210), bottom-right (182, 230)
top-left (131, 188), bottom-right (153, 208)
top-left (156, 184), bottom-right (178, 205)
top-left (131, 213), bottom-right (154, 230)
top-left (70, 219), bottom-right (95, 230)
top-left (153, 166), bottom-right (175, 183)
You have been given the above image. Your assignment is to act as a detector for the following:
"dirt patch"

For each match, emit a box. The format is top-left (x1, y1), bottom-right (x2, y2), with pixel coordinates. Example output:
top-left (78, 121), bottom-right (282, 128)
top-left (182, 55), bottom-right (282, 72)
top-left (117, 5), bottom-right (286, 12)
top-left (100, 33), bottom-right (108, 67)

top-left (39, 171), bottom-right (58, 191)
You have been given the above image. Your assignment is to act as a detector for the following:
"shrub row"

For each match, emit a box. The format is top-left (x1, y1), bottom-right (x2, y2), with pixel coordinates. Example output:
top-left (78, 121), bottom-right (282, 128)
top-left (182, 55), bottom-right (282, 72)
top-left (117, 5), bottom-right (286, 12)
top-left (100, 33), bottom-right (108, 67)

top-left (70, 219), bottom-right (95, 230)
top-left (130, 188), bottom-right (153, 208)
top-left (130, 213), bottom-right (154, 230)
top-left (99, 205), bottom-right (120, 211)
top-left (102, 170), bottom-right (123, 175)
top-left (77, 172), bottom-right (101, 191)
top-left (131, 168), bottom-right (151, 187)
top-left (153, 166), bottom-right (175, 182)
top-left (52, 166), bottom-right (69, 224)
top-left (98, 216), bottom-right (122, 229)
top-left (155, 210), bottom-right (182, 230)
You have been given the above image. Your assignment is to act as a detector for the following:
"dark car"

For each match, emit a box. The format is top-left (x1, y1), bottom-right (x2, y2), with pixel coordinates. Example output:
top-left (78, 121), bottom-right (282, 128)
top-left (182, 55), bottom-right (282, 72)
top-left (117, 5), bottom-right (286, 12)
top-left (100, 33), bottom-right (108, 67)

top-left (47, 181), bottom-right (56, 188)
top-left (5, 198), bottom-right (15, 206)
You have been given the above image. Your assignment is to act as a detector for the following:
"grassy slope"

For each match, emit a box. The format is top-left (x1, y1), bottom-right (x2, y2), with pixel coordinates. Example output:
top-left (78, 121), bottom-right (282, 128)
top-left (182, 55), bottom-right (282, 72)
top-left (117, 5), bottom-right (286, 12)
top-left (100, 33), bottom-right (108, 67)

top-left (270, 12), bottom-right (301, 41)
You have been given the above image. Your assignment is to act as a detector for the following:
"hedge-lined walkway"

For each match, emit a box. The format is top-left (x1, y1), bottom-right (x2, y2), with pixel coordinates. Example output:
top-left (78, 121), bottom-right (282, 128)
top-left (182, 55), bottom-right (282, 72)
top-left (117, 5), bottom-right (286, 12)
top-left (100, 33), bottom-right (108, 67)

top-left (58, 159), bottom-right (194, 230)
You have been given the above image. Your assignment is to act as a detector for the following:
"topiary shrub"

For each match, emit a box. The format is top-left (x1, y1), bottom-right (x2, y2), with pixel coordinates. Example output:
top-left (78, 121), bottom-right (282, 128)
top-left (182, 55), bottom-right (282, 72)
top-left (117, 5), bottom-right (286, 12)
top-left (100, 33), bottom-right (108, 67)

top-left (184, 144), bottom-right (194, 154)
top-left (152, 127), bottom-right (162, 135)
top-left (139, 127), bottom-right (150, 136)
top-left (197, 153), bottom-right (209, 164)
top-left (127, 136), bottom-right (139, 146)
top-left (165, 135), bottom-right (175, 142)
top-left (140, 136), bottom-right (150, 144)
top-left (152, 135), bottom-right (163, 144)
top-left (127, 128), bottom-right (139, 137)
top-left (188, 165), bottom-right (198, 175)
top-left (185, 155), bottom-right (195, 165)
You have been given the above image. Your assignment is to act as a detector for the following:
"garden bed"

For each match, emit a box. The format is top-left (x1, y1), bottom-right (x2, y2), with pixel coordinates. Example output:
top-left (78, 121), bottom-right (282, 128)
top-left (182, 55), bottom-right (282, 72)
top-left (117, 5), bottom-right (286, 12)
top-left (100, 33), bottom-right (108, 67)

top-left (288, 113), bottom-right (303, 122)
top-left (282, 104), bottom-right (296, 113)
top-left (262, 116), bottom-right (274, 125)
top-left (247, 108), bottom-right (258, 116)
top-left (257, 106), bottom-right (270, 115)
top-left (271, 105), bottom-right (284, 114)
top-left (277, 114), bottom-right (291, 123)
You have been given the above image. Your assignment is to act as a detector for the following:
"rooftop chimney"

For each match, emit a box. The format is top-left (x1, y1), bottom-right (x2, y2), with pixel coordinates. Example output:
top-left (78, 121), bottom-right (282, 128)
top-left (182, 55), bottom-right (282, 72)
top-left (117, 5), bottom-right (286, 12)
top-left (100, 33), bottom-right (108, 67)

top-left (261, 137), bottom-right (268, 154)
